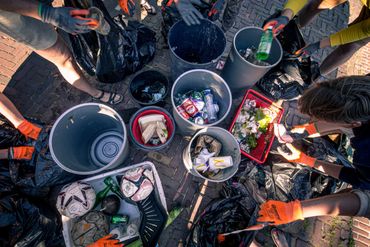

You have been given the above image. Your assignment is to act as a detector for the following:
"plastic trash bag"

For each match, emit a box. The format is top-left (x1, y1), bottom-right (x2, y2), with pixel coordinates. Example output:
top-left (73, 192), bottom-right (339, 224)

top-left (0, 194), bottom-right (63, 247)
top-left (0, 117), bottom-right (80, 197)
top-left (65, 0), bottom-right (156, 83)
top-left (187, 196), bottom-right (257, 247)
top-left (257, 16), bottom-right (318, 100)
top-left (226, 136), bottom-right (350, 205)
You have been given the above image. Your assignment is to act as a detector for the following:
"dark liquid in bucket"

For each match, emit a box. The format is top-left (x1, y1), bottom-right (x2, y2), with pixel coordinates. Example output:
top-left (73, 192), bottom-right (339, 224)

top-left (181, 52), bottom-right (202, 64)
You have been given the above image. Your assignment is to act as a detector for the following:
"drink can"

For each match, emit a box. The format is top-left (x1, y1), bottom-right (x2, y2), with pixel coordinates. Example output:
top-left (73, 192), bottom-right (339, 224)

top-left (194, 116), bottom-right (205, 125)
top-left (191, 91), bottom-right (203, 100)
top-left (203, 89), bottom-right (212, 96)
top-left (180, 98), bottom-right (199, 117)
top-left (111, 214), bottom-right (129, 224)
top-left (176, 105), bottom-right (190, 119)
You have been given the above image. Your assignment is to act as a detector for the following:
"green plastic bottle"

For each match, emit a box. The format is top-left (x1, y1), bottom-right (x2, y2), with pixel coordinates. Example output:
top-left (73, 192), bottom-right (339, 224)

top-left (93, 184), bottom-right (112, 208)
top-left (256, 26), bottom-right (273, 61)
top-left (104, 177), bottom-right (124, 199)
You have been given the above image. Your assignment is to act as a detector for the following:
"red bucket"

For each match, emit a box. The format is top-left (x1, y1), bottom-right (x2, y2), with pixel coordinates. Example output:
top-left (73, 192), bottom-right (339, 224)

top-left (229, 89), bottom-right (284, 163)
top-left (129, 106), bottom-right (176, 150)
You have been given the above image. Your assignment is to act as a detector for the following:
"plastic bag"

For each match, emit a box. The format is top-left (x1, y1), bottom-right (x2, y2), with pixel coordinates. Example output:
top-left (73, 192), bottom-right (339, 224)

top-left (226, 136), bottom-right (350, 205)
top-left (257, 17), bottom-right (318, 100)
top-left (0, 194), bottom-right (63, 247)
top-left (187, 196), bottom-right (257, 247)
top-left (66, 0), bottom-right (156, 83)
top-left (0, 117), bottom-right (80, 197)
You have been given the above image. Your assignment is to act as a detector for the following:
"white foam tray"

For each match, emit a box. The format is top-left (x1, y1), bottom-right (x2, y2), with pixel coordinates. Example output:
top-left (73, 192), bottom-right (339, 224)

top-left (62, 161), bottom-right (168, 247)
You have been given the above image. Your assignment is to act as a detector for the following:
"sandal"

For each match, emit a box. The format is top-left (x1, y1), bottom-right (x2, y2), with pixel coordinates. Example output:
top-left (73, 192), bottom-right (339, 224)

top-left (141, 0), bottom-right (157, 15)
top-left (93, 90), bottom-right (123, 105)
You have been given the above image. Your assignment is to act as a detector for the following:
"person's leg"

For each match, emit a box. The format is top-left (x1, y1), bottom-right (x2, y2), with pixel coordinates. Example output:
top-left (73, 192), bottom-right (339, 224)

top-left (297, 0), bottom-right (346, 27)
top-left (35, 35), bottom-right (121, 103)
top-left (221, 0), bottom-right (243, 32)
top-left (319, 37), bottom-right (370, 76)
top-left (0, 92), bottom-right (25, 128)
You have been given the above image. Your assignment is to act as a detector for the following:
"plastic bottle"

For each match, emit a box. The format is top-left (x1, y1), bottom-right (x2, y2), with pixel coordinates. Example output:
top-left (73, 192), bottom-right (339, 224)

top-left (94, 184), bottom-right (112, 208)
top-left (256, 26), bottom-right (273, 61)
top-left (104, 177), bottom-right (124, 199)
top-left (203, 89), bottom-right (218, 123)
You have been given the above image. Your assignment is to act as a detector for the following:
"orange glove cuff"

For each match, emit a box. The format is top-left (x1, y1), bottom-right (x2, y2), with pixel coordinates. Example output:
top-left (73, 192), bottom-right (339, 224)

top-left (291, 200), bottom-right (304, 221)
top-left (17, 120), bottom-right (41, 140)
top-left (10, 146), bottom-right (35, 160)
top-left (294, 123), bottom-right (318, 136)
top-left (292, 152), bottom-right (316, 167)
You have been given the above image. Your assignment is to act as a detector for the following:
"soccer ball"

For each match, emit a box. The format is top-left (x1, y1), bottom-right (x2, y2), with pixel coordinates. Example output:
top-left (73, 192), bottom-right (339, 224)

top-left (121, 167), bottom-right (155, 202)
top-left (56, 181), bottom-right (96, 218)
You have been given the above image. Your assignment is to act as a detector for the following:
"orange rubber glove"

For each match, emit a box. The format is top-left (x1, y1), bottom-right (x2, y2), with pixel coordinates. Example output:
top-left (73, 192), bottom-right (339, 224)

top-left (291, 122), bottom-right (318, 136)
top-left (17, 120), bottom-right (41, 140)
top-left (87, 235), bottom-right (123, 247)
top-left (277, 143), bottom-right (316, 167)
top-left (257, 200), bottom-right (304, 225)
top-left (9, 146), bottom-right (35, 160)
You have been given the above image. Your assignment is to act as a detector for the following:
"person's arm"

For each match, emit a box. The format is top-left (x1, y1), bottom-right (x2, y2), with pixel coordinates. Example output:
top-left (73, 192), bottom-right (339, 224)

top-left (312, 160), bottom-right (343, 179)
top-left (330, 18), bottom-right (370, 46)
top-left (257, 191), bottom-right (362, 225)
top-left (301, 192), bottom-right (360, 217)
top-left (0, 0), bottom-right (40, 20)
top-left (274, 121), bottom-right (351, 143)
top-left (0, 0), bottom-right (90, 34)
top-left (0, 93), bottom-right (25, 128)
top-left (283, 0), bottom-right (308, 19)
top-left (0, 93), bottom-right (41, 140)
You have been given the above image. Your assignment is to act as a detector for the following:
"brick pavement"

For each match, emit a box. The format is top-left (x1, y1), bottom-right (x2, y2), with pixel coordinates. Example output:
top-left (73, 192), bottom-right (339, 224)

top-left (0, 0), bottom-right (369, 247)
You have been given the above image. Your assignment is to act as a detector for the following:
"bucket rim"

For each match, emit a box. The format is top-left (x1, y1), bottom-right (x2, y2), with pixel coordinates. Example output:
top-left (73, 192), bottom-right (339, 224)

top-left (233, 26), bottom-right (283, 69)
top-left (128, 106), bottom-right (176, 151)
top-left (186, 127), bottom-right (241, 182)
top-left (49, 103), bottom-right (128, 175)
top-left (167, 19), bottom-right (227, 66)
top-left (171, 69), bottom-right (232, 128)
top-left (128, 69), bottom-right (169, 106)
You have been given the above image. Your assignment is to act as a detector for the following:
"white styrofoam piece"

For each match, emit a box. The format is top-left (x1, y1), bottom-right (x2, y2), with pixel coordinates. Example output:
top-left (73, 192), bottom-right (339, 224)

top-left (62, 161), bottom-right (167, 247)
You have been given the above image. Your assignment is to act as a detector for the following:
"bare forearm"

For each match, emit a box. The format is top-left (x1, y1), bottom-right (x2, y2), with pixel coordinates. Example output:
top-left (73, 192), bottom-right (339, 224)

top-left (0, 93), bottom-right (25, 128)
top-left (301, 192), bottom-right (360, 218)
top-left (0, 0), bottom-right (40, 20)
top-left (313, 160), bottom-right (343, 179)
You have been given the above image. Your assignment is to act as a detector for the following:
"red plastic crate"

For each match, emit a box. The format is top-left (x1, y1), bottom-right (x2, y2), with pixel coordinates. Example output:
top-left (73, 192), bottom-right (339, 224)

top-left (228, 89), bottom-right (284, 164)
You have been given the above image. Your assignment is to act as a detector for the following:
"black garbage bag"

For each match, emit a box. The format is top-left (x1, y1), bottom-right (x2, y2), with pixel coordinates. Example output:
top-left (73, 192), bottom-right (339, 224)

top-left (0, 117), bottom-right (80, 197)
top-left (65, 0), bottom-right (156, 83)
top-left (0, 194), bottom-right (63, 247)
top-left (8, 126), bottom-right (80, 197)
top-left (257, 17), bottom-right (318, 100)
top-left (226, 136), bottom-right (350, 205)
top-left (187, 196), bottom-right (257, 247)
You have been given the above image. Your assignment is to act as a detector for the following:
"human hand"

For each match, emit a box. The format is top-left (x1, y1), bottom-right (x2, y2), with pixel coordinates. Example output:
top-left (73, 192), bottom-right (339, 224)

top-left (17, 120), bottom-right (41, 140)
top-left (175, 0), bottom-right (204, 25)
top-left (9, 146), bottom-right (35, 160)
top-left (39, 5), bottom-right (90, 34)
top-left (87, 234), bottom-right (123, 247)
top-left (277, 143), bottom-right (316, 167)
top-left (257, 200), bottom-right (303, 225)
top-left (295, 41), bottom-right (320, 57)
top-left (274, 123), bottom-right (293, 143)
top-left (263, 16), bottom-right (289, 35)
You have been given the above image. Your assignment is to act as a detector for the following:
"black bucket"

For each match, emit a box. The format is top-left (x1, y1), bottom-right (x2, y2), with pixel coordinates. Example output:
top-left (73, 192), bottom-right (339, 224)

top-left (129, 70), bottom-right (169, 106)
top-left (168, 19), bottom-right (226, 80)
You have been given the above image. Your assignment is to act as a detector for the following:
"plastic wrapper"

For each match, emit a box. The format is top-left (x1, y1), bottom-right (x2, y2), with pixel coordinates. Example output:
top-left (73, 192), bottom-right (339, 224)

top-left (65, 0), bottom-right (156, 83)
